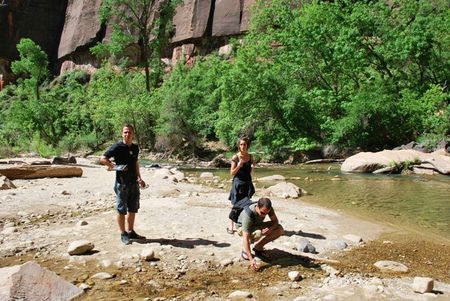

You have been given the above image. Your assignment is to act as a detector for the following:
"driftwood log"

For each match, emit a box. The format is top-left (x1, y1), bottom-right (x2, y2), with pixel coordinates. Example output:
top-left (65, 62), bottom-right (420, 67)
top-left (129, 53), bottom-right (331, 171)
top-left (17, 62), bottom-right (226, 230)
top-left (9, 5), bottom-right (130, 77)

top-left (0, 165), bottom-right (83, 180)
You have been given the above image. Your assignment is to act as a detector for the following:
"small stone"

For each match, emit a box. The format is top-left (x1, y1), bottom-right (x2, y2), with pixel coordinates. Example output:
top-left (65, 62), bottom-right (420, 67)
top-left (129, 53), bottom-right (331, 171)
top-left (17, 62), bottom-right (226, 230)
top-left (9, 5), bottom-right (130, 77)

top-left (288, 271), bottom-right (301, 281)
top-left (1, 227), bottom-right (17, 235)
top-left (374, 260), bottom-right (408, 273)
top-left (412, 277), bottom-right (434, 293)
top-left (297, 239), bottom-right (316, 253)
top-left (228, 290), bottom-right (252, 299)
top-left (91, 272), bottom-right (114, 280)
top-left (67, 240), bottom-right (94, 255)
top-left (343, 234), bottom-right (363, 244)
top-left (79, 283), bottom-right (90, 290)
top-left (141, 248), bottom-right (155, 261)
top-left (220, 259), bottom-right (233, 267)
top-left (77, 220), bottom-right (88, 226)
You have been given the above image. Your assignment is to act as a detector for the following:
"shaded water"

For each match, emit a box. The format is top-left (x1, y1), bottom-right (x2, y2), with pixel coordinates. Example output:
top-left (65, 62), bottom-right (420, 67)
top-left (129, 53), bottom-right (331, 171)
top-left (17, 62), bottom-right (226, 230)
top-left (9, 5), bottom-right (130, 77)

top-left (183, 164), bottom-right (450, 240)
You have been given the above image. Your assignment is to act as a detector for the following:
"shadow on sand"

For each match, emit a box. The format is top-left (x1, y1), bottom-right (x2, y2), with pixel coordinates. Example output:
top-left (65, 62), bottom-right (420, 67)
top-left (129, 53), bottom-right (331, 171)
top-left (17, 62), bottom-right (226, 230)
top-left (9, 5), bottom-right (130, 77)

top-left (284, 230), bottom-right (326, 240)
top-left (258, 248), bottom-right (321, 270)
top-left (133, 237), bottom-right (231, 248)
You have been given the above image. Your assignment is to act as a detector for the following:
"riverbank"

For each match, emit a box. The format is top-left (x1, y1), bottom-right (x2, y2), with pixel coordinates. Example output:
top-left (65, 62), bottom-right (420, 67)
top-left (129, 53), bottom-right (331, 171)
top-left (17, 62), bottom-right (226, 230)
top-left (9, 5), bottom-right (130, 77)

top-left (1, 158), bottom-right (449, 300)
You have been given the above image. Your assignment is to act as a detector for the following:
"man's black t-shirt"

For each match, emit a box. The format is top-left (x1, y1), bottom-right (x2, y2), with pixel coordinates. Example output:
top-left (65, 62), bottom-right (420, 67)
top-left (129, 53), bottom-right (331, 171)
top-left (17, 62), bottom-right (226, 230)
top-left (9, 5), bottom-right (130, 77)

top-left (103, 141), bottom-right (139, 184)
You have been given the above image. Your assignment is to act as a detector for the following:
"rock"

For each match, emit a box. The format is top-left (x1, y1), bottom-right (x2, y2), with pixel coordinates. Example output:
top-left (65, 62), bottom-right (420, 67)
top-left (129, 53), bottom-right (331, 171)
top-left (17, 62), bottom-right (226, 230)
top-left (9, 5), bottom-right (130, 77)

top-left (412, 277), bottom-right (434, 293)
top-left (373, 260), bottom-right (409, 273)
top-left (228, 290), bottom-right (252, 299)
top-left (1, 227), bottom-right (17, 235)
top-left (218, 44), bottom-right (233, 57)
top-left (77, 220), bottom-right (88, 226)
top-left (58, 0), bottom-right (102, 58)
top-left (1, 176), bottom-right (16, 190)
top-left (52, 156), bottom-right (77, 165)
top-left (341, 149), bottom-right (450, 175)
top-left (258, 175), bottom-right (286, 181)
top-left (220, 259), bottom-right (233, 267)
top-left (0, 261), bottom-right (83, 300)
top-left (100, 259), bottom-right (112, 268)
top-left (263, 182), bottom-right (304, 199)
top-left (79, 283), bottom-right (90, 290)
top-left (67, 240), bottom-right (94, 255)
top-left (343, 234), bottom-right (363, 244)
top-left (288, 271), bottom-right (301, 281)
top-left (297, 239), bottom-right (316, 253)
top-left (207, 154), bottom-right (231, 168)
top-left (91, 272), bottom-right (114, 280)
top-left (141, 248), bottom-right (155, 261)
top-left (199, 172), bottom-right (214, 179)
top-left (330, 240), bottom-right (348, 250)
top-left (212, 0), bottom-right (241, 36)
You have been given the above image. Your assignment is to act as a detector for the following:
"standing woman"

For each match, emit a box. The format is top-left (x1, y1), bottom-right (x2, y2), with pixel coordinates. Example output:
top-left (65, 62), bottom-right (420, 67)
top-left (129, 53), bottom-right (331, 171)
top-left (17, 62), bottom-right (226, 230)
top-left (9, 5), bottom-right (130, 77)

top-left (227, 136), bottom-right (256, 234)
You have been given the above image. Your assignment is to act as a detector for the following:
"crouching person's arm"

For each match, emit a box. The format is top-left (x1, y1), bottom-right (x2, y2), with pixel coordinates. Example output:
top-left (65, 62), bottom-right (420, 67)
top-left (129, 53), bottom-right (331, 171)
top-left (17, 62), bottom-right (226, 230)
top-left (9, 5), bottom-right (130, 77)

top-left (243, 231), bottom-right (259, 271)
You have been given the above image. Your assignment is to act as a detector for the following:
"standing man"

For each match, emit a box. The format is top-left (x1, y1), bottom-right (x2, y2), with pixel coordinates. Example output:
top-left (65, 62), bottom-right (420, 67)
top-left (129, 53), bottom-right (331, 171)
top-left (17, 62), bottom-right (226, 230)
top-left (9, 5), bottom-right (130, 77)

top-left (100, 124), bottom-right (146, 245)
top-left (237, 197), bottom-right (284, 271)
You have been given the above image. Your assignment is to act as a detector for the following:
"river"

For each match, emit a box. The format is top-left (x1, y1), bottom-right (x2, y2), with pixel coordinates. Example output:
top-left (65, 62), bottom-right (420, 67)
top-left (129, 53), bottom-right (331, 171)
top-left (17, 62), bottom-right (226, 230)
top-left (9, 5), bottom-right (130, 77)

top-left (182, 163), bottom-right (450, 241)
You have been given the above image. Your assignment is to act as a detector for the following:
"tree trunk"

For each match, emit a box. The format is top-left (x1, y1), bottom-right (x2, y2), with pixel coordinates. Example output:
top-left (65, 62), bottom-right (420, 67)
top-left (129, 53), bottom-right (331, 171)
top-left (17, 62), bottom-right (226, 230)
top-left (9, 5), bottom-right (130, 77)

top-left (0, 165), bottom-right (83, 180)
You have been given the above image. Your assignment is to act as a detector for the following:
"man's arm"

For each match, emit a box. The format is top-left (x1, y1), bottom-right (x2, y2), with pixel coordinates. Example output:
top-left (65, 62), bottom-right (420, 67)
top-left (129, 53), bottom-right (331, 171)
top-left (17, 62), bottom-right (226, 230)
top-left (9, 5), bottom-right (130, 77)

top-left (136, 160), bottom-right (145, 187)
top-left (100, 155), bottom-right (115, 171)
top-left (242, 231), bottom-right (258, 271)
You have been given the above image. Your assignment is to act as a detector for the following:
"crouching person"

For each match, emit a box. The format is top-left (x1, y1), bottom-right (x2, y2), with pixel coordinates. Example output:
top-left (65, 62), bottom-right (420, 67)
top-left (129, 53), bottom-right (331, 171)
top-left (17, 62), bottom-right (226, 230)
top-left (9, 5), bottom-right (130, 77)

top-left (236, 197), bottom-right (284, 271)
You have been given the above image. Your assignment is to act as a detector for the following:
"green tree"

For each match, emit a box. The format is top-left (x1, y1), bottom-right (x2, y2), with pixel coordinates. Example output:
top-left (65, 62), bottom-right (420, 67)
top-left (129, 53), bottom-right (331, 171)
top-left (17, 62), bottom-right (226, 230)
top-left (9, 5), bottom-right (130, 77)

top-left (92, 0), bottom-right (177, 92)
top-left (11, 38), bottom-right (49, 100)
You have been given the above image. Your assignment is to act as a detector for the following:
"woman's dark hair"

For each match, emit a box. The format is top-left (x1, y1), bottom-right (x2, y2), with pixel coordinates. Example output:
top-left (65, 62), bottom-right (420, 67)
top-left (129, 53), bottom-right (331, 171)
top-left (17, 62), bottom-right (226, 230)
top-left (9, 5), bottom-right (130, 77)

top-left (236, 136), bottom-right (251, 149)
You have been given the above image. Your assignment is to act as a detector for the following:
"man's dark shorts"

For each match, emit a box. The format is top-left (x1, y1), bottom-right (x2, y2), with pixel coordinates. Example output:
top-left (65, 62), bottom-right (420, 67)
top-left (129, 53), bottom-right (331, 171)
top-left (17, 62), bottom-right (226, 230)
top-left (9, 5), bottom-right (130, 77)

top-left (114, 182), bottom-right (140, 214)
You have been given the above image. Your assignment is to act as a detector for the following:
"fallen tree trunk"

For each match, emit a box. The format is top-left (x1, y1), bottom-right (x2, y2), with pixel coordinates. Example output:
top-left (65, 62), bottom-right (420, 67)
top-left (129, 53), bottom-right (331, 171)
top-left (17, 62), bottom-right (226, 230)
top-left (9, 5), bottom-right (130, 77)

top-left (0, 165), bottom-right (83, 180)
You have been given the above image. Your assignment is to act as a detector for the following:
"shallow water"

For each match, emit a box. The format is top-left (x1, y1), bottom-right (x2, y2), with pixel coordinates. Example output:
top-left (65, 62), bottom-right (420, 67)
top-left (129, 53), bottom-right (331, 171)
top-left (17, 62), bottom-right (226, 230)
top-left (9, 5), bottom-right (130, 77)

top-left (182, 164), bottom-right (450, 241)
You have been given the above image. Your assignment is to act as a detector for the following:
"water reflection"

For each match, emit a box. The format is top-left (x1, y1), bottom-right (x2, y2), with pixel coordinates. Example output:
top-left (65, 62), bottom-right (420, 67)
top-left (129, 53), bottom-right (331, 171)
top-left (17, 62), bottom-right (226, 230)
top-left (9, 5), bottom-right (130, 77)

top-left (182, 164), bottom-right (450, 240)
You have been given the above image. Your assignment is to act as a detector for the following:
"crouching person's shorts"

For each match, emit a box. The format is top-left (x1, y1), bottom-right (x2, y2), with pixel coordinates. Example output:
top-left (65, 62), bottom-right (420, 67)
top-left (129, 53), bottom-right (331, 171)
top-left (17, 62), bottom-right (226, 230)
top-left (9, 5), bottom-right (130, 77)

top-left (114, 182), bottom-right (140, 214)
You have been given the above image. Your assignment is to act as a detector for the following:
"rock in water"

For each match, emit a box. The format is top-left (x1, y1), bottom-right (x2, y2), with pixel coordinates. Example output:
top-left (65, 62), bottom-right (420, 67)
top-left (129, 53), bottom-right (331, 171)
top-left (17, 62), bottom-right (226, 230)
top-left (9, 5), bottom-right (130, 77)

top-left (0, 261), bottom-right (83, 300)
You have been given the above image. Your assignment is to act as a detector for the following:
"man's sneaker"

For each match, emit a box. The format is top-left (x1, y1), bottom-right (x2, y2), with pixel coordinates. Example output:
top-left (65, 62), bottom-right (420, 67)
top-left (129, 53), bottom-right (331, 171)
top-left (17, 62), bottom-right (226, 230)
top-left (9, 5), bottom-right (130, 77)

top-left (121, 232), bottom-right (130, 245)
top-left (128, 230), bottom-right (145, 240)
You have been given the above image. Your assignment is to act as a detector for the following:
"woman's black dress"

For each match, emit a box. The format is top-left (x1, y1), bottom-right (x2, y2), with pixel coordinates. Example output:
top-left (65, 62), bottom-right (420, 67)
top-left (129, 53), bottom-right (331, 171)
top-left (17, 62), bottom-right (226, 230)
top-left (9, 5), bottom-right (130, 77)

top-left (228, 156), bottom-right (255, 205)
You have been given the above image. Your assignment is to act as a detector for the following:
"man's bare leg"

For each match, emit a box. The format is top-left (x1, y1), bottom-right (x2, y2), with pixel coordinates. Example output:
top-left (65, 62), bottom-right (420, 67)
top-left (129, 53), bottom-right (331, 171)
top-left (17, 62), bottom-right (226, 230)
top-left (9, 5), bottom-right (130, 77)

top-left (127, 212), bottom-right (136, 232)
top-left (253, 224), bottom-right (284, 251)
top-left (117, 214), bottom-right (126, 232)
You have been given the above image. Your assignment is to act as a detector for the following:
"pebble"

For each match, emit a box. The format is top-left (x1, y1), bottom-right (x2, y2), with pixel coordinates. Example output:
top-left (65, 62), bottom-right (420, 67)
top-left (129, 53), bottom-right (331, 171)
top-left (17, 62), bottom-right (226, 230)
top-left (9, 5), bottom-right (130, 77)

top-left (91, 272), bottom-right (114, 280)
top-left (373, 260), bottom-right (409, 273)
top-left (228, 290), bottom-right (252, 299)
top-left (288, 271), bottom-right (302, 281)
top-left (412, 277), bottom-right (434, 294)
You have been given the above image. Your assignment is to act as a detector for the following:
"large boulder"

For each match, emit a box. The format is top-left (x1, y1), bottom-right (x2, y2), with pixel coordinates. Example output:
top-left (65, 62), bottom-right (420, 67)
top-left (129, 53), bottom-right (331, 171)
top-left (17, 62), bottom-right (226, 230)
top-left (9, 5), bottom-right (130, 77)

top-left (341, 149), bottom-right (450, 175)
top-left (172, 0), bottom-right (212, 42)
top-left (0, 261), bottom-right (83, 300)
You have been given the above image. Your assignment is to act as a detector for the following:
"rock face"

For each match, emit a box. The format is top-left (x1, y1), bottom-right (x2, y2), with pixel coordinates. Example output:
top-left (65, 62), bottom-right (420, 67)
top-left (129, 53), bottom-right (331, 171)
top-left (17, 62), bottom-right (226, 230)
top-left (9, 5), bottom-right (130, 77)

top-left (1, 0), bottom-right (257, 77)
top-left (58, 0), bottom-right (102, 60)
top-left (0, 261), bottom-right (83, 300)
top-left (0, 0), bottom-right (68, 78)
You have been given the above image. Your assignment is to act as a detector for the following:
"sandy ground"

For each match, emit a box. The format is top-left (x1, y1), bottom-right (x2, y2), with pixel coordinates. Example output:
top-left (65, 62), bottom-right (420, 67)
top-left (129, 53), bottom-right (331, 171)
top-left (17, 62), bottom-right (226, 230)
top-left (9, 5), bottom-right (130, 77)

top-left (1, 157), bottom-right (449, 300)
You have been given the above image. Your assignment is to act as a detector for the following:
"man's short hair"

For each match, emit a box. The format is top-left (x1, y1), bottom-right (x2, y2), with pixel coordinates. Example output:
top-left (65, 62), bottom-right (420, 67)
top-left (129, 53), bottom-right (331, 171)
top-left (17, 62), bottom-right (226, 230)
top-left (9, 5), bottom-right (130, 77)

top-left (257, 197), bottom-right (272, 209)
top-left (123, 123), bottom-right (135, 132)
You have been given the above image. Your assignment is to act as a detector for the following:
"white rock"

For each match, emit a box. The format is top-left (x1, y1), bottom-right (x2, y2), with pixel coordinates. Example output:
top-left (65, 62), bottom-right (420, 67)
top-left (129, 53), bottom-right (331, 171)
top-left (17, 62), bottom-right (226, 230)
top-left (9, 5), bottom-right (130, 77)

top-left (373, 260), bottom-right (409, 273)
top-left (1, 227), bottom-right (17, 235)
top-left (323, 294), bottom-right (337, 301)
top-left (100, 259), bottom-right (112, 268)
top-left (199, 172), bottom-right (214, 178)
top-left (220, 259), bottom-right (233, 267)
top-left (412, 277), bottom-right (434, 293)
top-left (67, 240), bottom-right (94, 255)
top-left (288, 271), bottom-right (301, 281)
top-left (228, 290), bottom-right (252, 299)
top-left (79, 283), bottom-right (90, 290)
top-left (77, 220), bottom-right (88, 226)
top-left (343, 234), bottom-right (363, 244)
top-left (141, 248), bottom-right (155, 261)
top-left (91, 272), bottom-right (114, 279)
